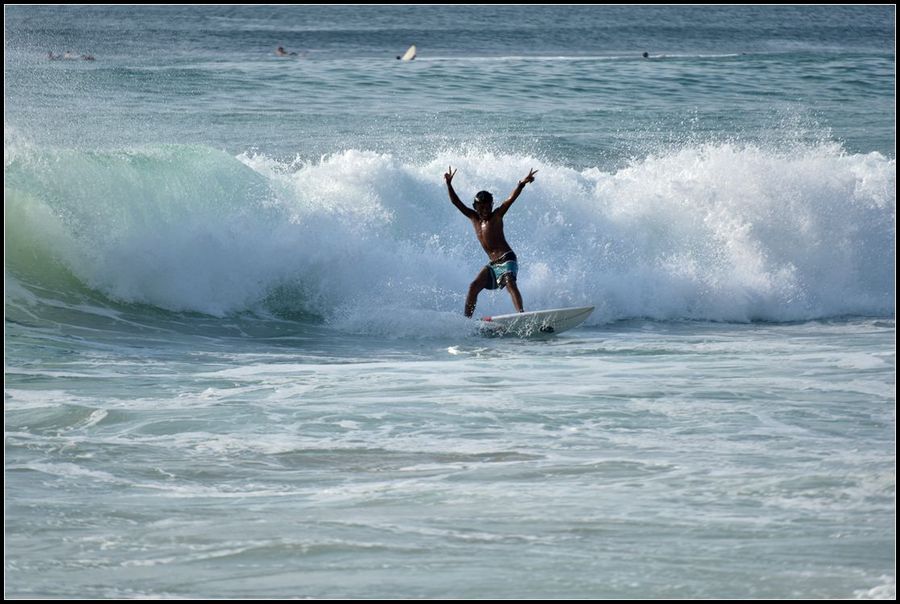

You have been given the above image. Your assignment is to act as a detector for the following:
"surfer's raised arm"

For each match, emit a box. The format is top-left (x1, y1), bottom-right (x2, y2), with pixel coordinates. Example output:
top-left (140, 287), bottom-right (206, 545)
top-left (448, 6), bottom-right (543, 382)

top-left (444, 166), bottom-right (477, 219)
top-left (497, 168), bottom-right (538, 217)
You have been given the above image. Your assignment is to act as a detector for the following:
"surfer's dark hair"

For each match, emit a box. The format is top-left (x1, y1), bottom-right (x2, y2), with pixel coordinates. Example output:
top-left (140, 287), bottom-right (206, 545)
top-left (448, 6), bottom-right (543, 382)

top-left (473, 191), bottom-right (493, 205)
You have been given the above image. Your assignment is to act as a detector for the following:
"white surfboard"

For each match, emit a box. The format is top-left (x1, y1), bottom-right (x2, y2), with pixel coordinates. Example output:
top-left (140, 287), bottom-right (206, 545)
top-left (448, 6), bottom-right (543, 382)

top-left (480, 306), bottom-right (594, 338)
top-left (399, 44), bottom-right (416, 61)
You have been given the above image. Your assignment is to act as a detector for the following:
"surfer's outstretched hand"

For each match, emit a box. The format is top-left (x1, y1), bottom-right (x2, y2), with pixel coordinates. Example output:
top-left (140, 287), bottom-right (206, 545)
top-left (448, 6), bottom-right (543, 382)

top-left (519, 168), bottom-right (538, 186)
top-left (444, 166), bottom-right (457, 185)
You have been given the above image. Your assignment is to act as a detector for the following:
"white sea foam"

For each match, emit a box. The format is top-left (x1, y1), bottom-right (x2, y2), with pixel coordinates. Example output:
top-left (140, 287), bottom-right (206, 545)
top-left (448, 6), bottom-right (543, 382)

top-left (854, 577), bottom-right (896, 600)
top-left (5, 141), bottom-right (895, 331)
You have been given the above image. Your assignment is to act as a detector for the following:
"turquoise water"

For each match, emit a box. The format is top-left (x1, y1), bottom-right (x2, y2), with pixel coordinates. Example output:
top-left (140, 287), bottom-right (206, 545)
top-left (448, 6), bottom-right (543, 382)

top-left (5, 5), bottom-right (895, 599)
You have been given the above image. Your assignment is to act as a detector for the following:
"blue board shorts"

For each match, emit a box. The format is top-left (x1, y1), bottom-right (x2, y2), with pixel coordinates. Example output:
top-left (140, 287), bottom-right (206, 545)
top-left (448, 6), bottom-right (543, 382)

top-left (485, 251), bottom-right (518, 290)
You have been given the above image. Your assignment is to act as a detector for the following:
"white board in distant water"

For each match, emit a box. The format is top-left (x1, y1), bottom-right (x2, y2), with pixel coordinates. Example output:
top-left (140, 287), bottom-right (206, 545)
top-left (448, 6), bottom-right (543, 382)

top-left (480, 306), bottom-right (594, 338)
top-left (400, 45), bottom-right (416, 61)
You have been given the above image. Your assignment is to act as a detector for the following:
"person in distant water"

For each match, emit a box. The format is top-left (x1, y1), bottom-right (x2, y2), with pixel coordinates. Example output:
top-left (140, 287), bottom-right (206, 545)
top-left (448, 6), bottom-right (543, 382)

top-left (48, 50), bottom-right (93, 61)
top-left (275, 46), bottom-right (298, 57)
top-left (642, 51), bottom-right (649, 58)
top-left (444, 165), bottom-right (538, 317)
top-left (396, 44), bottom-right (416, 60)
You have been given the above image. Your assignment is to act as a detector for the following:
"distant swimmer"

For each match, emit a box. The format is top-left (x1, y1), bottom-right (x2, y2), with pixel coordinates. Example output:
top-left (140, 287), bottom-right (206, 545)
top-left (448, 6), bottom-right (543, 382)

top-left (444, 165), bottom-right (538, 317)
top-left (275, 46), bottom-right (298, 57)
top-left (50, 51), bottom-right (94, 61)
top-left (397, 44), bottom-right (416, 61)
top-left (642, 51), bottom-right (649, 58)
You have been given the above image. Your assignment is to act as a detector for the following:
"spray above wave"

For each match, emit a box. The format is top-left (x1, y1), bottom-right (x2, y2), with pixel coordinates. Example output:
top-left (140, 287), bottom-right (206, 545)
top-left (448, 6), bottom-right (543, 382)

top-left (4, 138), bottom-right (895, 331)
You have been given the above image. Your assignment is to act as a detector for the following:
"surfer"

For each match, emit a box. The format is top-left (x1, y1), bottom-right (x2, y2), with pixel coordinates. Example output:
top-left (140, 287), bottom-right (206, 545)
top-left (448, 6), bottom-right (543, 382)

top-left (444, 166), bottom-right (538, 318)
top-left (397, 44), bottom-right (416, 61)
top-left (50, 51), bottom-right (94, 61)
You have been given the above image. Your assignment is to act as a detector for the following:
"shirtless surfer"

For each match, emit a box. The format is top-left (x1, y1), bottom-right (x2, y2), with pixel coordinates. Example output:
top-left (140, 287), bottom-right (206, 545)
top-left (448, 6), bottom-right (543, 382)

top-left (444, 166), bottom-right (538, 317)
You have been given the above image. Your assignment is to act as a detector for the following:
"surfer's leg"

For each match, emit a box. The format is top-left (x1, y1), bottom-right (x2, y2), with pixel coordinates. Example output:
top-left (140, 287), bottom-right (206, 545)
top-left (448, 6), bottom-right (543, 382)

top-left (466, 266), bottom-right (494, 318)
top-left (504, 276), bottom-right (524, 313)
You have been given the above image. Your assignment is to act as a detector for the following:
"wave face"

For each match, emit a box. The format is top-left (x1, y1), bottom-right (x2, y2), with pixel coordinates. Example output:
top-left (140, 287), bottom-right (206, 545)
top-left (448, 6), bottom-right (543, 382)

top-left (4, 139), bottom-right (895, 329)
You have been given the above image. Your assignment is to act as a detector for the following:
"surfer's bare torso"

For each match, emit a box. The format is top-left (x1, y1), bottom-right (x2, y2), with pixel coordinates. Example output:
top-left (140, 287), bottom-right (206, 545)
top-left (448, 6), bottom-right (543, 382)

top-left (472, 213), bottom-right (513, 262)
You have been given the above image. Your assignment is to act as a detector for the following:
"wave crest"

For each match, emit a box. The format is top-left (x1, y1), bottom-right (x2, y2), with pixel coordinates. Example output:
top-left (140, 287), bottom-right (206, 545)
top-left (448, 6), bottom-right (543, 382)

top-left (5, 140), bottom-right (895, 328)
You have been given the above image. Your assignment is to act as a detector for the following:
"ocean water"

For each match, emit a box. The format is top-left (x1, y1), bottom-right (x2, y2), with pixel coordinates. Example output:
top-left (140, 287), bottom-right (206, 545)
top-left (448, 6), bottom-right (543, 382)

top-left (4, 5), bottom-right (895, 599)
